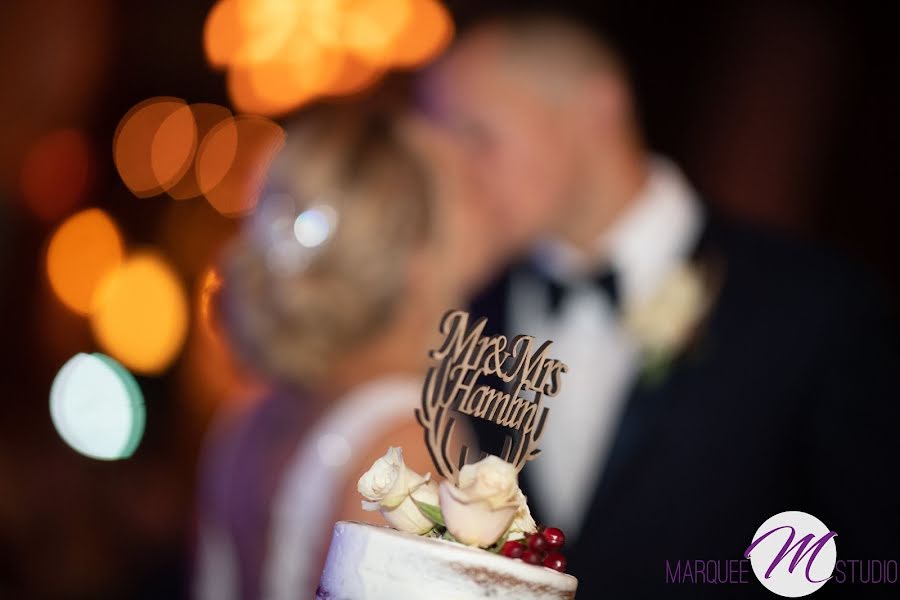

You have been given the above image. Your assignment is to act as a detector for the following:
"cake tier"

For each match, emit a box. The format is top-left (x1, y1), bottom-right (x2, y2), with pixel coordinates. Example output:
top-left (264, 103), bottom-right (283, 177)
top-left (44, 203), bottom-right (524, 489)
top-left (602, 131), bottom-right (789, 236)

top-left (317, 521), bottom-right (577, 600)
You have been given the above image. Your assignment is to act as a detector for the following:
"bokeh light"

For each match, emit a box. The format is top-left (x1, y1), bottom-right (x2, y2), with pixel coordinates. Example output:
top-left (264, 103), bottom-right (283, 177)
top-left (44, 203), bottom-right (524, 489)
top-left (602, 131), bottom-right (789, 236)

top-left (150, 104), bottom-right (198, 193)
top-left (293, 205), bottom-right (337, 248)
top-left (204, 0), bottom-right (454, 116)
top-left (113, 97), bottom-right (193, 197)
top-left (50, 352), bottom-right (145, 461)
top-left (196, 114), bottom-right (286, 217)
top-left (91, 252), bottom-right (189, 375)
top-left (112, 98), bottom-right (283, 217)
top-left (388, 0), bottom-right (454, 67)
top-left (166, 103), bottom-right (233, 200)
top-left (20, 129), bottom-right (93, 222)
top-left (46, 208), bottom-right (125, 315)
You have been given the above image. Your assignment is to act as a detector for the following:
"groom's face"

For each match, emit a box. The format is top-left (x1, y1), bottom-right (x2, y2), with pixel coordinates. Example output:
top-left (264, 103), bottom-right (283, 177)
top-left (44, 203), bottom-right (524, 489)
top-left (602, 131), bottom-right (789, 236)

top-left (424, 35), bottom-right (578, 257)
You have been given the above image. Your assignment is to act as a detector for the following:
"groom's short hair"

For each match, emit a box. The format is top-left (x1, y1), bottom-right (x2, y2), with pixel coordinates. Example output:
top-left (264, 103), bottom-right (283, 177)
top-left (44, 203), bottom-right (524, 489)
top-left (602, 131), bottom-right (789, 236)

top-left (461, 10), bottom-right (627, 89)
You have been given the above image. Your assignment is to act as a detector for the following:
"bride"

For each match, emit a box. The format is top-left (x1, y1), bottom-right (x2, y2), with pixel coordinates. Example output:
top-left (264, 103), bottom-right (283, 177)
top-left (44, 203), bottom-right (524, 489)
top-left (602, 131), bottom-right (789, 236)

top-left (194, 90), bottom-right (494, 600)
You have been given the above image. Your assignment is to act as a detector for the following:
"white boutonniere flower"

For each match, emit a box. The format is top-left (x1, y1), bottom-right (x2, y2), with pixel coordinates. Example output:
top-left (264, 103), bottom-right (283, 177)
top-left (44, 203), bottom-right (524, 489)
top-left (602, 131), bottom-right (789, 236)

top-left (624, 262), bottom-right (714, 386)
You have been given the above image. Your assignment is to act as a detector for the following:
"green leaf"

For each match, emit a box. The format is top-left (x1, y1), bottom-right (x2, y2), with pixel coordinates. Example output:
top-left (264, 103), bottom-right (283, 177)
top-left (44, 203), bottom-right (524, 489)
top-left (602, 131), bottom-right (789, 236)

top-left (441, 529), bottom-right (458, 543)
top-left (640, 351), bottom-right (672, 389)
top-left (413, 500), bottom-right (445, 527)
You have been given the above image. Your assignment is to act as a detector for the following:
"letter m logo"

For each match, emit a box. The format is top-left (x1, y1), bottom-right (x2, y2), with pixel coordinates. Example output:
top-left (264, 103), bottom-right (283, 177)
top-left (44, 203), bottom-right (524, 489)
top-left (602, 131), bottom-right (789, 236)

top-left (745, 525), bottom-right (837, 584)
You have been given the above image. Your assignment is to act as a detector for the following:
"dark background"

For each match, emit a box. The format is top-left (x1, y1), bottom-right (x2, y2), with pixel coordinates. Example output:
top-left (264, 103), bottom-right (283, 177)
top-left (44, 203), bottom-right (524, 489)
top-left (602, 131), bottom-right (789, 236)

top-left (0, 1), bottom-right (897, 597)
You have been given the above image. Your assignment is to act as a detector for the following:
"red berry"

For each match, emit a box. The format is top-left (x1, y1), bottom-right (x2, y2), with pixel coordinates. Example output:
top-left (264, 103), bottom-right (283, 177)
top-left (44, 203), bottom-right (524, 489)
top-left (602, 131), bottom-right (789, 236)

top-left (543, 551), bottom-right (567, 573)
top-left (522, 549), bottom-right (544, 565)
top-left (527, 533), bottom-right (546, 552)
top-left (543, 527), bottom-right (566, 549)
top-left (501, 540), bottom-right (524, 559)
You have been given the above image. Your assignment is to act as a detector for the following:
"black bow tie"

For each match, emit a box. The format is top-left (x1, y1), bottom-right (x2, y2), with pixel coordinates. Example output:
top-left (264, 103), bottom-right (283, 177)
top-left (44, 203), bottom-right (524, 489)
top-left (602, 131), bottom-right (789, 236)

top-left (536, 266), bottom-right (621, 315)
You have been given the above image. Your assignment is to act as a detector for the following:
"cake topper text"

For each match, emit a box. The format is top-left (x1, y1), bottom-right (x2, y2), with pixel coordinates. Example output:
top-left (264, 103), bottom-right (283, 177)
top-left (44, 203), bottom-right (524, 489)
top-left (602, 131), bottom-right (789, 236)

top-left (416, 310), bottom-right (568, 481)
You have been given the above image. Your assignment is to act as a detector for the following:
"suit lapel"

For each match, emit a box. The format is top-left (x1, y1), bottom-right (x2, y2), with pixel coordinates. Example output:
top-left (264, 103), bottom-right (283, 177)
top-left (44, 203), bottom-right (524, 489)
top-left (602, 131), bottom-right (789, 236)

top-left (571, 215), bottom-right (726, 548)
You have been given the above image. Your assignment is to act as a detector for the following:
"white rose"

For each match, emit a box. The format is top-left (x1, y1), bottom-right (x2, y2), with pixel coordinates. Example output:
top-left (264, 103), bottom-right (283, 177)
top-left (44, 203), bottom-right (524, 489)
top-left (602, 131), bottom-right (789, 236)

top-left (625, 264), bottom-right (708, 355)
top-left (380, 480), bottom-right (439, 534)
top-left (506, 489), bottom-right (537, 540)
top-left (357, 447), bottom-right (438, 534)
top-left (439, 455), bottom-right (520, 547)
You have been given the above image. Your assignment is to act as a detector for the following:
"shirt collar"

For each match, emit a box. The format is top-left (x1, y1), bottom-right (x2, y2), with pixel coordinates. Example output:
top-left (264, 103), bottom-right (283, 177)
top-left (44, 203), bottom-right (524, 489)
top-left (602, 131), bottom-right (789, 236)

top-left (531, 157), bottom-right (704, 307)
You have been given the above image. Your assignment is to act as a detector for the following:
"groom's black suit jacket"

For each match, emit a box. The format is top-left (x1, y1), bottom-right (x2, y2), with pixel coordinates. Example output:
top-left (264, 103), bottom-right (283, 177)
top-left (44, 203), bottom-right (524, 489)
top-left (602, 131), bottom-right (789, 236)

top-left (470, 216), bottom-right (899, 599)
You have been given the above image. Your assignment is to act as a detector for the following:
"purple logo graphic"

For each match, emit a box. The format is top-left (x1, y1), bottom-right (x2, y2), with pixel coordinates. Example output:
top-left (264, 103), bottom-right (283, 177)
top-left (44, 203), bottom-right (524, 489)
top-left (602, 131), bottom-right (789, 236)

top-left (744, 511), bottom-right (837, 597)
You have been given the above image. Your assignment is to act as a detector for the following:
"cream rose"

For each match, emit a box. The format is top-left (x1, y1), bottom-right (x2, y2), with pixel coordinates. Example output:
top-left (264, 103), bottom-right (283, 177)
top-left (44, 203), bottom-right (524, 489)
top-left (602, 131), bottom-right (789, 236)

top-left (439, 455), bottom-right (522, 547)
top-left (357, 447), bottom-right (439, 534)
top-left (506, 489), bottom-right (538, 540)
top-left (624, 263), bottom-right (709, 356)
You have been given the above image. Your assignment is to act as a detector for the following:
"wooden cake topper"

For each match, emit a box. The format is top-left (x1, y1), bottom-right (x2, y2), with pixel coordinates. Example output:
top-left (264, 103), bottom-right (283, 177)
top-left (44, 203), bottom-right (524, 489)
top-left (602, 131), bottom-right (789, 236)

top-left (415, 309), bottom-right (569, 482)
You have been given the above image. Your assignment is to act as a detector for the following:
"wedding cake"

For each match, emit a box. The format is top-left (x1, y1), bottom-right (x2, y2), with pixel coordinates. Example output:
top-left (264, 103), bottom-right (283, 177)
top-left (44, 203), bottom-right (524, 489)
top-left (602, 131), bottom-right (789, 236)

top-left (317, 521), bottom-right (577, 600)
top-left (316, 448), bottom-right (578, 600)
top-left (317, 311), bottom-right (578, 598)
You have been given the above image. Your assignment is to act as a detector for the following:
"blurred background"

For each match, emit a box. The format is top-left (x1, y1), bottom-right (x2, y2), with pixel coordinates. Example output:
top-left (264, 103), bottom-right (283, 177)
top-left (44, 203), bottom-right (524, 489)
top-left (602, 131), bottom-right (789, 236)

top-left (0, 0), bottom-right (897, 598)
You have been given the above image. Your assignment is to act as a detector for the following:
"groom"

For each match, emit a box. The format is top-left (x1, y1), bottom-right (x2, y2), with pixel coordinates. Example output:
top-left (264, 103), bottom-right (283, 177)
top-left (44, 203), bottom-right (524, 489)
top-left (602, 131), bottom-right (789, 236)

top-left (421, 12), bottom-right (899, 599)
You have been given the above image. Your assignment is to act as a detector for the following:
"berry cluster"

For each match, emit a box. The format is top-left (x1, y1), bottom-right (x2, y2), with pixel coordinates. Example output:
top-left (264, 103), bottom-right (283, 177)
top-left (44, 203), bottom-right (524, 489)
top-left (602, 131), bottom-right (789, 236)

top-left (500, 526), bottom-right (567, 573)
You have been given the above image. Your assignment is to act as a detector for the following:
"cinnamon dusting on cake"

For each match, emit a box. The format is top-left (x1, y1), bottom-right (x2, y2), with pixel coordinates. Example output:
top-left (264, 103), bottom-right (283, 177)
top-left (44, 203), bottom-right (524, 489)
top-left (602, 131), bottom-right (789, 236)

top-left (450, 563), bottom-right (576, 600)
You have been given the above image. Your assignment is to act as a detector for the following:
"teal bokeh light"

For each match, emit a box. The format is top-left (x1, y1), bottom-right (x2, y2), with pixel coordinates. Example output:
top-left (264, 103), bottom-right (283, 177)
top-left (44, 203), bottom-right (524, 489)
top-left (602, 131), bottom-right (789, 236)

top-left (49, 352), bottom-right (145, 460)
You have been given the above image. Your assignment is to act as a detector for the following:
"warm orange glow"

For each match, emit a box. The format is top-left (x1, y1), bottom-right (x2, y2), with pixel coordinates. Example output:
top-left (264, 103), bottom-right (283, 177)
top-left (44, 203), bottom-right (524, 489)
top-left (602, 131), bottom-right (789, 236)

top-left (167, 103), bottom-right (233, 200)
top-left (151, 104), bottom-right (198, 192)
top-left (342, 0), bottom-right (412, 59)
top-left (179, 299), bottom-right (266, 417)
top-left (227, 63), bottom-right (315, 117)
top-left (198, 266), bottom-right (224, 341)
top-left (195, 117), bottom-right (239, 196)
top-left (233, 0), bottom-right (301, 66)
top-left (196, 115), bottom-right (285, 217)
top-left (91, 252), bottom-right (189, 374)
top-left (20, 129), bottom-right (93, 222)
top-left (203, 0), bottom-right (454, 116)
top-left (46, 209), bottom-right (125, 315)
top-left (204, 0), bottom-right (244, 68)
top-left (227, 35), bottom-right (350, 116)
top-left (323, 54), bottom-right (382, 97)
top-left (114, 97), bottom-right (189, 197)
top-left (388, 0), bottom-right (454, 67)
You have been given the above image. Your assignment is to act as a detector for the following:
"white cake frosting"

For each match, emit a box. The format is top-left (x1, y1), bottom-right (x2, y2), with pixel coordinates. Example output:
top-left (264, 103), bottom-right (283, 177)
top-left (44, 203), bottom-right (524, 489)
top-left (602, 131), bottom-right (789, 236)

top-left (317, 521), bottom-right (577, 600)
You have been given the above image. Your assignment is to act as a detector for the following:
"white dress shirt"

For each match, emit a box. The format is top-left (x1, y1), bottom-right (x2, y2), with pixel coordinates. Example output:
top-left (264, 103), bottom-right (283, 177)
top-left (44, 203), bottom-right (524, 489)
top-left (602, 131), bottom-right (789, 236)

top-left (509, 157), bottom-right (704, 536)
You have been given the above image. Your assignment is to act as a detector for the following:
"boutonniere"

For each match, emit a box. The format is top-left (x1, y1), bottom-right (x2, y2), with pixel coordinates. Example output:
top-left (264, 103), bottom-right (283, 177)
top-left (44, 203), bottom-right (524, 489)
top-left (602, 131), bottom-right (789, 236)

top-left (623, 261), bottom-right (718, 387)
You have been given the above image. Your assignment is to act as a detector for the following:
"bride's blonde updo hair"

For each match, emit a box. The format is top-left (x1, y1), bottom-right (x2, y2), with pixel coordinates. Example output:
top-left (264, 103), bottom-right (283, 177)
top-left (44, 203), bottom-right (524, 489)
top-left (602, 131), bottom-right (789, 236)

top-left (220, 94), bottom-right (435, 387)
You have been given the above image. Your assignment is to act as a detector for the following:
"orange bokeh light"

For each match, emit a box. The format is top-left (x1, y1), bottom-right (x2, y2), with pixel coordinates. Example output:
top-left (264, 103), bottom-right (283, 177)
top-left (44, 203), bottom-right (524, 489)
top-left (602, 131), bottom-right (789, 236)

top-left (167, 103), bottom-right (233, 200)
top-left (196, 115), bottom-right (286, 217)
top-left (113, 97), bottom-right (193, 197)
top-left (91, 252), bottom-right (189, 375)
top-left (112, 96), bottom-right (284, 216)
top-left (341, 0), bottom-right (412, 59)
top-left (388, 0), bottom-right (454, 67)
top-left (46, 208), bottom-right (125, 315)
top-left (151, 104), bottom-right (198, 193)
top-left (204, 0), bottom-right (244, 68)
top-left (20, 129), bottom-right (93, 222)
top-left (203, 0), bottom-right (454, 116)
